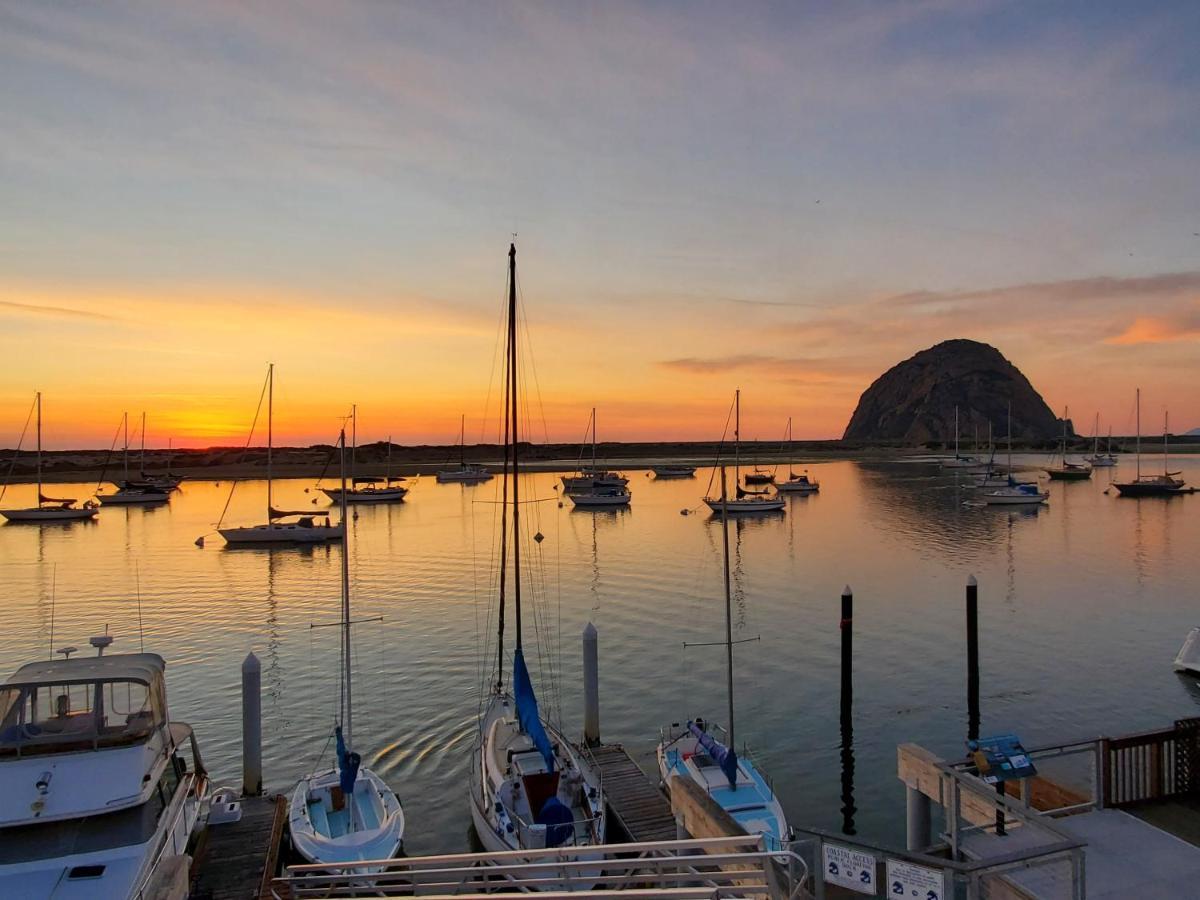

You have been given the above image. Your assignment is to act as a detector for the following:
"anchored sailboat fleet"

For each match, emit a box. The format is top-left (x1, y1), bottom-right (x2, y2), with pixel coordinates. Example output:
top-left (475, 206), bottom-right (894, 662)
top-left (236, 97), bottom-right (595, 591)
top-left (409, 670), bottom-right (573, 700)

top-left (470, 244), bottom-right (608, 854)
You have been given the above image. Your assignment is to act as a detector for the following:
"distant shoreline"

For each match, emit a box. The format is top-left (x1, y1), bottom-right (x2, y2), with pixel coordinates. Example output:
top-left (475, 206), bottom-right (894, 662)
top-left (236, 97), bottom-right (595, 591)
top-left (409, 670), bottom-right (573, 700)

top-left (2, 437), bottom-right (1196, 485)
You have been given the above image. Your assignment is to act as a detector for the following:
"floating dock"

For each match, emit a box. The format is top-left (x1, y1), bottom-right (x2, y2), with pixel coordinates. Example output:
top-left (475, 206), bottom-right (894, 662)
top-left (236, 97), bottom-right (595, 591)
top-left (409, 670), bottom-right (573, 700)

top-left (191, 793), bottom-right (286, 900)
top-left (582, 742), bottom-right (678, 843)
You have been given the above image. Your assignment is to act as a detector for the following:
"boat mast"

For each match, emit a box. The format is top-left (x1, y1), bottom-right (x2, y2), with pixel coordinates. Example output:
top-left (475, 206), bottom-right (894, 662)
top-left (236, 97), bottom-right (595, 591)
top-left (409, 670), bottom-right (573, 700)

top-left (719, 467), bottom-right (735, 751)
top-left (1135, 388), bottom-right (1141, 480)
top-left (787, 416), bottom-right (793, 478)
top-left (459, 413), bottom-right (466, 469)
top-left (1093, 413), bottom-right (1100, 458)
top-left (1007, 402), bottom-right (1012, 472)
top-left (1164, 411), bottom-right (1169, 476)
top-left (734, 390), bottom-right (741, 486)
top-left (267, 363), bottom-right (274, 517)
top-left (954, 406), bottom-right (959, 460)
top-left (386, 434), bottom-right (392, 483)
top-left (123, 411), bottom-right (129, 483)
top-left (510, 243), bottom-right (522, 650)
top-left (35, 391), bottom-right (42, 505)
top-left (351, 404), bottom-right (357, 484)
top-left (338, 427), bottom-right (353, 746)
top-left (494, 245), bottom-right (516, 691)
top-left (140, 411), bottom-right (146, 477)
top-left (591, 407), bottom-right (597, 473)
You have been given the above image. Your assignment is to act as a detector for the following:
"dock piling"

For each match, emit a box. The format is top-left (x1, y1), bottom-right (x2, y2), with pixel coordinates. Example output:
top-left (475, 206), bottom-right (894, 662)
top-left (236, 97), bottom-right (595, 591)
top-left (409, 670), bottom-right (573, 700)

top-left (242, 651), bottom-right (262, 797)
top-left (840, 585), bottom-right (856, 835)
top-left (583, 622), bottom-right (600, 747)
top-left (966, 575), bottom-right (979, 743)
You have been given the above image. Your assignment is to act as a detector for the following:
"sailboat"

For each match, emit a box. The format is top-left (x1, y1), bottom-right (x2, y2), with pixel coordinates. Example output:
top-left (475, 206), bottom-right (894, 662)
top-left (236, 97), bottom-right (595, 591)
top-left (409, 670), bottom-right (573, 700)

top-left (703, 391), bottom-right (785, 514)
top-left (97, 412), bottom-right (170, 504)
top-left (218, 365), bottom-right (344, 544)
top-left (658, 468), bottom-right (791, 850)
top-left (1114, 390), bottom-right (1187, 497)
top-left (289, 429), bottom-right (405, 867)
top-left (470, 243), bottom-right (607, 854)
top-left (568, 408), bottom-right (631, 508)
top-left (940, 407), bottom-right (980, 469)
top-left (1044, 406), bottom-right (1092, 480)
top-left (774, 417), bottom-right (819, 493)
top-left (1, 393), bottom-right (99, 522)
top-left (1085, 416), bottom-right (1118, 467)
top-left (743, 440), bottom-right (775, 485)
top-left (651, 464), bottom-right (696, 477)
top-left (321, 407), bottom-right (408, 503)
top-left (982, 404), bottom-right (1048, 506)
top-left (561, 408), bottom-right (627, 493)
top-left (436, 414), bottom-right (493, 483)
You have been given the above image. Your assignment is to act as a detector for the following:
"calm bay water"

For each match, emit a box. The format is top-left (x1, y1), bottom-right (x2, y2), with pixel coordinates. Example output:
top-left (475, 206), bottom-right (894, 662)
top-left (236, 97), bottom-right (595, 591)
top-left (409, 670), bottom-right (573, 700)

top-left (2, 458), bottom-right (1199, 854)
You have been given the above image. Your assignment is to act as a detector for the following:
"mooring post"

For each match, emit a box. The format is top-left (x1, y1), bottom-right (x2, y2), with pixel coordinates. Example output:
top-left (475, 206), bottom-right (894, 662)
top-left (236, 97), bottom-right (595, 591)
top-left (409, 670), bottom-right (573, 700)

top-left (906, 786), bottom-right (932, 852)
top-left (840, 585), bottom-right (856, 835)
top-left (583, 622), bottom-right (600, 747)
top-left (242, 651), bottom-right (262, 797)
top-left (966, 575), bottom-right (979, 743)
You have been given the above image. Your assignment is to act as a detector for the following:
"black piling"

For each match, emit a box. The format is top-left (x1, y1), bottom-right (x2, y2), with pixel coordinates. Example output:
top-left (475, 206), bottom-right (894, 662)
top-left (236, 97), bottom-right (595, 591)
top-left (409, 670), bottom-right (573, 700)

top-left (839, 584), bottom-right (857, 835)
top-left (966, 574), bottom-right (979, 743)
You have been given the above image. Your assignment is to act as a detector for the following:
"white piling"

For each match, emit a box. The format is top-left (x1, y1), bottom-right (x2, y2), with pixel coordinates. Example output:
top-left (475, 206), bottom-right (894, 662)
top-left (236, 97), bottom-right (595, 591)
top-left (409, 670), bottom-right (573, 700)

top-left (583, 622), bottom-right (600, 747)
top-left (242, 651), bottom-right (262, 796)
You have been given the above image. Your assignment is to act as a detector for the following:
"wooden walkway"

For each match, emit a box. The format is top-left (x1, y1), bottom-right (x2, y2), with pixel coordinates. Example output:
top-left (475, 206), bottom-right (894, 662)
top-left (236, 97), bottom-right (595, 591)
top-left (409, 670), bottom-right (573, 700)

top-left (582, 742), bottom-right (678, 843)
top-left (191, 793), bottom-right (287, 900)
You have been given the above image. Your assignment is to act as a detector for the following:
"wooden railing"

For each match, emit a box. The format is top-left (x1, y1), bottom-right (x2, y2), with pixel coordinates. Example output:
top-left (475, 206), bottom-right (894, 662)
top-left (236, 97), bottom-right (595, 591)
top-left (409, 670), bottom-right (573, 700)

top-left (1103, 717), bottom-right (1200, 807)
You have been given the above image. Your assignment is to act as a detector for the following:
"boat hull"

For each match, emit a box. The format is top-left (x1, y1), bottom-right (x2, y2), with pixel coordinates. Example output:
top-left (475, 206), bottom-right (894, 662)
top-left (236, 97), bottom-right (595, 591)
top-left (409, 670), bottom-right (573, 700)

top-left (703, 497), bottom-right (785, 514)
top-left (1113, 482), bottom-right (1186, 497)
top-left (1, 505), bottom-right (98, 522)
top-left (436, 468), bottom-right (493, 483)
top-left (289, 766), bottom-right (404, 869)
top-left (651, 466), bottom-right (695, 477)
top-left (569, 493), bottom-right (631, 508)
top-left (320, 487), bottom-right (407, 504)
top-left (1045, 468), bottom-right (1092, 481)
top-left (775, 480), bottom-right (818, 493)
top-left (982, 490), bottom-right (1048, 505)
top-left (98, 490), bottom-right (170, 505)
top-left (219, 523), bottom-right (344, 544)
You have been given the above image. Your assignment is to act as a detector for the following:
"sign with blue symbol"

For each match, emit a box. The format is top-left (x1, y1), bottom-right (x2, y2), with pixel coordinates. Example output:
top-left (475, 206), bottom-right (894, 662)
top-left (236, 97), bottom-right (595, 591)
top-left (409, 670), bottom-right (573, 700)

top-left (886, 859), bottom-right (945, 900)
top-left (967, 733), bottom-right (1036, 785)
top-left (823, 842), bottom-right (877, 894)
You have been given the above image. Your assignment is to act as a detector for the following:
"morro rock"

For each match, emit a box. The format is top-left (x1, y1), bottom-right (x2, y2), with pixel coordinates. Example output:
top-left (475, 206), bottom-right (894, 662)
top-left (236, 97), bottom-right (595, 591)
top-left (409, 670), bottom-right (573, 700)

top-left (843, 340), bottom-right (1063, 443)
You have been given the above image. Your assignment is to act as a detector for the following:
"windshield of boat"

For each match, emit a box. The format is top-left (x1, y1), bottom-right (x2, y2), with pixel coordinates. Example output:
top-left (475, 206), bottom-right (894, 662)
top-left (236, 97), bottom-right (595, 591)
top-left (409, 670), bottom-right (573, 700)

top-left (0, 677), bottom-right (165, 756)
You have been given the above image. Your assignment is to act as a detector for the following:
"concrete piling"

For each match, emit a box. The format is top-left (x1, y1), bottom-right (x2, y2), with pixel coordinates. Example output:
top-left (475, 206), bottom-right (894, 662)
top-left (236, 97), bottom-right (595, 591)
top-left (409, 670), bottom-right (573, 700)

top-left (242, 651), bottom-right (262, 797)
top-left (583, 622), bottom-right (600, 747)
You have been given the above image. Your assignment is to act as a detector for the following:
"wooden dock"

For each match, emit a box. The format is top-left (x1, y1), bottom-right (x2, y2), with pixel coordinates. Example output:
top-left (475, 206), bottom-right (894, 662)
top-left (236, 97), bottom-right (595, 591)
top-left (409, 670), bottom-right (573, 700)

top-left (582, 742), bottom-right (678, 842)
top-left (191, 793), bottom-right (287, 900)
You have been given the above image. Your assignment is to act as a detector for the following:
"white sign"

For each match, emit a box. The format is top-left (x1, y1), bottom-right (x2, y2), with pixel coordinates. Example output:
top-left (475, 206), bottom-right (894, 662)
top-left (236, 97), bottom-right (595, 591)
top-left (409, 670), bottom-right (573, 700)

top-left (823, 842), bottom-right (878, 895)
top-left (885, 859), bottom-right (946, 900)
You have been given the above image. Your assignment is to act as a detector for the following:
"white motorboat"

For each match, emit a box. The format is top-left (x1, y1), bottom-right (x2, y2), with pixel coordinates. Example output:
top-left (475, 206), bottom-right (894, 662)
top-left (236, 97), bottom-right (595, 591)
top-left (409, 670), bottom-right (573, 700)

top-left (1174, 627), bottom-right (1200, 675)
top-left (703, 391), bottom-right (785, 515)
top-left (319, 408), bottom-right (408, 504)
top-left (651, 464), bottom-right (696, 477)
top-left (0, 637), bottom-right (209, 899)
top-left (218, 365), bottom-right (344, 545)
top-left (437, 414), bottom-right (494, 483)
top-left (289, 430), bottom-right (405, 868)
top-left (659, 468), bottom-right (791, 851)
top-left (1, 393), bottom-right (99, 523)
top-left (470, 244), bottom-right (607, 857)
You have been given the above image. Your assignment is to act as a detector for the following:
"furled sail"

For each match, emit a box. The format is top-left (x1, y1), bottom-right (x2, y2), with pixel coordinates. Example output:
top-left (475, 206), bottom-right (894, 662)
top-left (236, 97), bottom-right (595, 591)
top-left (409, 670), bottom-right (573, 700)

top-left (335, 725), bottom-right (361, 795)
top-left (269, 506), bottom-right (319, 519)
top-left (38, 492), bottom-right (75, 504)
top-left (513, 646), bottom-right (555, 771)
top-left (689, 720), bottom-right (738, 788)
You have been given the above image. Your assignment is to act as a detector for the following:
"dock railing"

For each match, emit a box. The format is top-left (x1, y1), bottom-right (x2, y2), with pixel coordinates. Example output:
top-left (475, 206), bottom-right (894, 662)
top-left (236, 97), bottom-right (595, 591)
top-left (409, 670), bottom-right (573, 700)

top-left (1102, 717), bottom-right (1200, 808)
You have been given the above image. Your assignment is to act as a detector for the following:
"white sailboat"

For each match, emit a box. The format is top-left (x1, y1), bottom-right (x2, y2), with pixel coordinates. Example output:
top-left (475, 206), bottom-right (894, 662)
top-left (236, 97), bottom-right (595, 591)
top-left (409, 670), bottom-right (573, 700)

top-left (774, 417), bottom-right (819, 494)
top-left (289, 429), bottom-right (405, 868)
top-left (97, 412), bottom-right (170, 505)
top-left (0, 636), bottom-right (210, 898)
top-left (659, 467), bottom-right (791, 850)
top-left (1043, 406), bottom-right (1092, 481)
top-left (321, 407), bottom-right (408, 503)
top-left (703, 391), bottom-right (785, 514)
top-left (470, 243), bottom-right (607, 855)
top-left (1, 392), bottom-right (99, 522)
top-left (218, 365), bottom-right (344, 544)
top-left (982, 404), bottom-right (1048, 506)
top-left (436, 414), bottom-right (493, 483)
top-left (940, 407), bottom-right (979, 469)
top-left (568, 408), bottom-right (631, 508)
top-left (561, 408), bottom-right (627, 493)
top-left (1085, 415), bottom-right (1118, 467)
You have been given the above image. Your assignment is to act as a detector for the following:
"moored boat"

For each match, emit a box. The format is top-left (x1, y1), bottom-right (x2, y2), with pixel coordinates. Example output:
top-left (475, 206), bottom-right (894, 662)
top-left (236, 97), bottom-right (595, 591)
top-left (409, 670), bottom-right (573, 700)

top-left (651, 464), bottom-right (696, 477)
top-left (437, 414), bottom-right (493, 483)
top-left (1, 393), bottom-right (99, 523)
top-left (320, 408), bottom-right (408, 504)
top-left (703, 391), bottom-right (785, 515)
top-left (1114, 391), bottom-right (1188, 497)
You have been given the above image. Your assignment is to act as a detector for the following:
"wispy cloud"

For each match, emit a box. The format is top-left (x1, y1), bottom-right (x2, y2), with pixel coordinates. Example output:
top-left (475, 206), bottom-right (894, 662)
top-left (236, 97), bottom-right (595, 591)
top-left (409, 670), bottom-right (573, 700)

top-left (0, 299), bottom-right (119, 321)
top-left (1106, 305), bottom-right (1200, 345)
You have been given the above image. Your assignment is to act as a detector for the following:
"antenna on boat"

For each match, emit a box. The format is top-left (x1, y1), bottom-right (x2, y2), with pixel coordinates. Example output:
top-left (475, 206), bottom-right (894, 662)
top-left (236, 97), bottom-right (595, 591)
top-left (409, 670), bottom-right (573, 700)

top-left (48, 562), bottom-right (57, 660)
top-left (135, 560), bottom-right (145, 653)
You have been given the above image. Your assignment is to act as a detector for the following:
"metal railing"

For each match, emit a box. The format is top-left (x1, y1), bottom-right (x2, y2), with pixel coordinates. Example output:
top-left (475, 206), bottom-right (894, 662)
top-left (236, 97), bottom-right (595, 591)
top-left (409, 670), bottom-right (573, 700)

top-left (273, 834), bottom-right (809, 898)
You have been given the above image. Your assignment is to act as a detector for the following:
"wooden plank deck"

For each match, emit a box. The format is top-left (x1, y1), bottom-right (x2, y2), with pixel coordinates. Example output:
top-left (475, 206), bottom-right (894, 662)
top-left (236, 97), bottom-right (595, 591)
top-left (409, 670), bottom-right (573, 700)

top-left (583, 742), bottom-right (678, 843)
top-left (191, 793), bottom-right (287, 900)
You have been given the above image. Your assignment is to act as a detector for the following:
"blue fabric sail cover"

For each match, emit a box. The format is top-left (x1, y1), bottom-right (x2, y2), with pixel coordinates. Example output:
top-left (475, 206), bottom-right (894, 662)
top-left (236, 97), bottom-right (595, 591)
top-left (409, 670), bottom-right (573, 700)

top-left (513, 646), bottom-right (555, 772)
top-left (536, 796), bottom-right (574, 847)
top-left (335, 725), bottom-right (361, 795)
top-left (689, 720), bottom-right (739, 788)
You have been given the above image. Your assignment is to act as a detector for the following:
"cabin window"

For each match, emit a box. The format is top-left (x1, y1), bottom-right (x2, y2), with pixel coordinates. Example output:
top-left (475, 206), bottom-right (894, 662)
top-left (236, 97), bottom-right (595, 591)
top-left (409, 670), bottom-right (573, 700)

top-left (0, 678), bottom-right (163, 755)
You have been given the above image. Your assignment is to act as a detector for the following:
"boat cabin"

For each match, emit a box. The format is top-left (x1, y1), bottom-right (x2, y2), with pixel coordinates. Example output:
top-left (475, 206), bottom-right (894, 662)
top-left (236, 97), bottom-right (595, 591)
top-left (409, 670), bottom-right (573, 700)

top-left (0, 654), bottom-right (168, 757)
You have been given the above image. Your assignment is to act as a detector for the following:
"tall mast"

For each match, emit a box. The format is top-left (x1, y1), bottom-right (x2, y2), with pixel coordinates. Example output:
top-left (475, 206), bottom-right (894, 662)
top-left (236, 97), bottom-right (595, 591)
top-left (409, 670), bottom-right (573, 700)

top-left (386, 434), bottom-right (392, 483)
top-left (720, 467), bottom-right (735, 751)
top-left (35, 392), bottom-right (42, 504)
top-left (351, 404), bottom-right (357, 484)
top-left (1135, 388), bottom-right (1141, 479)
top-left (1061, 406), bottom-right (1067, 461)
top-left (140, 411), bottom-right (146, 476)
top-left (267, 363), bottom-right (274, 517)
top-left (1164, 411), bottom-right (1170, 476)
top-left (954, 406), bottom-right (959, 459)
top-left (460, 413), bottom-right (465, 468)
top-left (734, 390), bottom-right (741, 486)
top-left (509, 243), bottom-right (522, 648)
top-left (1007, 402), bottom-right (1012, 472)
top-left (591, 407), bottom-right (597, 473)
top-left (787, 416), bottom-right (793, 477)
top-left (495, 245), bottom-right (515, 690)
top-left (123, 411), bottom-right (129, 482)
top-left (1093, 413), bottom-right (1100, 457)
top-left (338, 427), bottom-right (352, 746)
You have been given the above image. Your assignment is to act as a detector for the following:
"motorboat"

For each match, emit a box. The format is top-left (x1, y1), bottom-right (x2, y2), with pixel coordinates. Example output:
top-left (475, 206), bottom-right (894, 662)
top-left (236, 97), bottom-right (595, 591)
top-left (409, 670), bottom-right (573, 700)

top-left (0, 637), bottom-right (209, 898)
top-left (1, 393), bottom-right (99, 523)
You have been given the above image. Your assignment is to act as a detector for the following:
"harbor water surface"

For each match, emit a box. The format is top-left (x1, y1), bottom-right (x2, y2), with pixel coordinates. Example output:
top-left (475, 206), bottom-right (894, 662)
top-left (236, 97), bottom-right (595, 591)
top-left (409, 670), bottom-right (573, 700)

top-left (2, 458), bottom-right (1198, 854)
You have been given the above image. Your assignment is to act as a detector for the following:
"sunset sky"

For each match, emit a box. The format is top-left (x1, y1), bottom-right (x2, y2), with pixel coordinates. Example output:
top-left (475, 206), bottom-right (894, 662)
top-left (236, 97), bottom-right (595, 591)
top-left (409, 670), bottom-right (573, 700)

top-left (2, 1), bottom-right (1198, 448)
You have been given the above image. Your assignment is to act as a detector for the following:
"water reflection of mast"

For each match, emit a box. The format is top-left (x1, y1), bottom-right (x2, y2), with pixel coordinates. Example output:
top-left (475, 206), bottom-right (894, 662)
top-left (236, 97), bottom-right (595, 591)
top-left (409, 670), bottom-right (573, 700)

top-left (264, 548), bottom-right (283, 710)
top-left (590, 511), bottom-right (600, 611)
top-left (732, 517), bottom-right (746, 628)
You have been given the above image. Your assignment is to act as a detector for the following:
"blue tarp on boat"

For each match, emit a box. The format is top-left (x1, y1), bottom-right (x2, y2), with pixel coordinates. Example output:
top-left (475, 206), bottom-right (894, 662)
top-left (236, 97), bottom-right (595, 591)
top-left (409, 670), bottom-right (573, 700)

top-left (336, 725), bottom-right (361, 795)
top-left (689, 720), bottom-right (739, 788)
top-left (514, 646), bottom-right (555, 772)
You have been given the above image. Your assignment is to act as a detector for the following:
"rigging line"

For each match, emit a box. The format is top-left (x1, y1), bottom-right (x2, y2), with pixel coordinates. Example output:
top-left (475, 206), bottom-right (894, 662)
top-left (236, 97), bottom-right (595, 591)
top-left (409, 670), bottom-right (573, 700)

top-left (214, 367), bottom-right (271, 531)
top-left (93, 416), bottom-right (125, 496)
top-left (703, 397), bottom-right (736, 499)
top-left (479, 263), bottom-right (511, 451)
top-left (0, 394), bottom-right (37, 504)
top-left (516, 277), bottom-right (552, 445)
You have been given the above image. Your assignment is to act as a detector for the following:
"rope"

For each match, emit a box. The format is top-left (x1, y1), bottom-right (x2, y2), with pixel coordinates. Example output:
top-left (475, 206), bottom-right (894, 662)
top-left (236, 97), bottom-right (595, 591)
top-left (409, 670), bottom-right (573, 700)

top-left (213, 368), bottom-right (271, 531)
top-left (0, 394), bottom-right (36, 504)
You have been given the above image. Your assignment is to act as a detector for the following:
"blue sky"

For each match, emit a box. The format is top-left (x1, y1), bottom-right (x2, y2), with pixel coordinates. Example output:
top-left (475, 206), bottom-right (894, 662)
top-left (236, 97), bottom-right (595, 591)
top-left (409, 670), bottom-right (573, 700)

top-left (1, 1), bottom-right (1198, 444)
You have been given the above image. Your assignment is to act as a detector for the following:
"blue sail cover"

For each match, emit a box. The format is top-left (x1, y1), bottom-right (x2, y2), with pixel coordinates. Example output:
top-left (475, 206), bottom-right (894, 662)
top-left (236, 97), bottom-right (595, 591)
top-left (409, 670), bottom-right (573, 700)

top-left (335, 725), bottom-right (361, 795)
top-left (513, 646), bottom-right (555, 772)
top-left (689, 720), bottom-right (739, 788)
